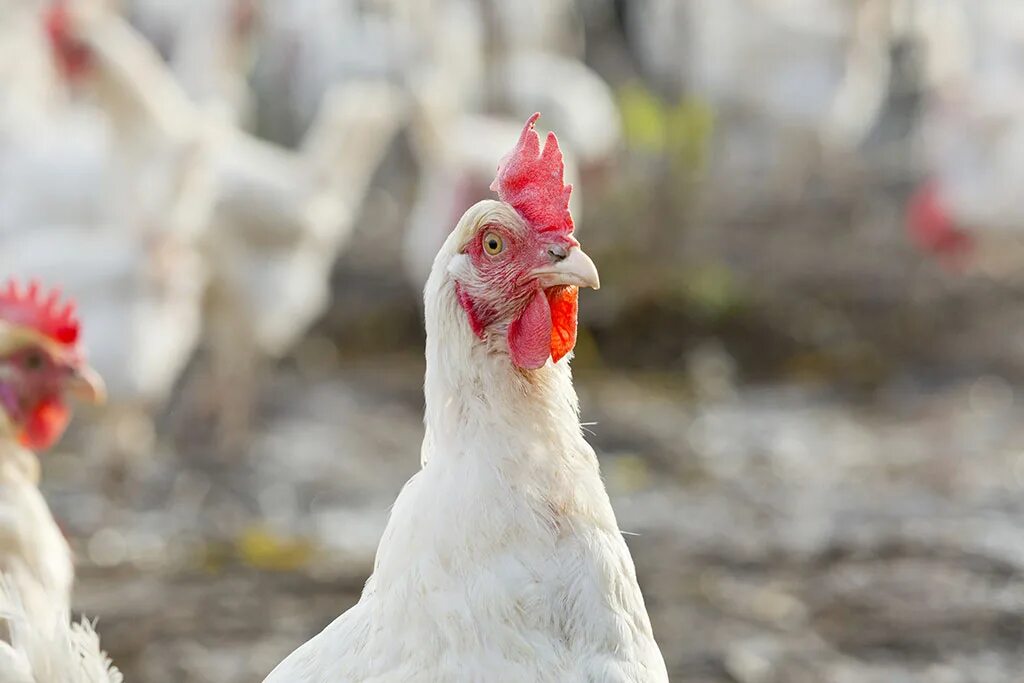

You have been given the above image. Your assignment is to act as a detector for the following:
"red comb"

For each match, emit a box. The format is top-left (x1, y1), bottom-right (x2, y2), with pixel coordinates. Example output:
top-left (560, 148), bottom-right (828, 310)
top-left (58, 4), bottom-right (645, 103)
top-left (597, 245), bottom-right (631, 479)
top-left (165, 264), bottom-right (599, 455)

top-left (490, 113), bottom-right (574, 236)
top-left (43, 1), bottom-right (92, 81)
top-left (0, 279), bottom-right (81, 347)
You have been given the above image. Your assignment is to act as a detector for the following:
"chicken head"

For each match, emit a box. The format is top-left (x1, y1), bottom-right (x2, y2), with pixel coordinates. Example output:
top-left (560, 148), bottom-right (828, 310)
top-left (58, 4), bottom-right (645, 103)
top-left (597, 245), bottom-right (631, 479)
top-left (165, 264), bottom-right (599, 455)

top-left (0, 280), bottom-right (104, 450)
top-left (448, 114), bottom-right (600, 370)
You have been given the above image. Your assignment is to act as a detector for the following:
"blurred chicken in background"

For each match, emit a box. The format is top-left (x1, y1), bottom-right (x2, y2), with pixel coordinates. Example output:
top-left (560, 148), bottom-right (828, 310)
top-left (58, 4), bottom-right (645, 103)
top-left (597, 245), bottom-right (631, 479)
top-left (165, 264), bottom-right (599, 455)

top-left (198, 81), bottom-right (406, 445)
top-left (14, 0), bottom-right (407, 450)
top-left (0, 0), bottom-right (212, 466)
top-left (123, 0), bottom-right (260, 125)
top-left (906, 0), bottom-right (1024, 274)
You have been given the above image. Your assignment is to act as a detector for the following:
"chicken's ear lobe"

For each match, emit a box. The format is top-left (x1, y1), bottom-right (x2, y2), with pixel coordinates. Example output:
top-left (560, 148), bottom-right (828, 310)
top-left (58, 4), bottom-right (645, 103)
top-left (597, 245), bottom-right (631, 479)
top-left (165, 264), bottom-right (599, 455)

top-left (455, 283), bottom-right (487, 340)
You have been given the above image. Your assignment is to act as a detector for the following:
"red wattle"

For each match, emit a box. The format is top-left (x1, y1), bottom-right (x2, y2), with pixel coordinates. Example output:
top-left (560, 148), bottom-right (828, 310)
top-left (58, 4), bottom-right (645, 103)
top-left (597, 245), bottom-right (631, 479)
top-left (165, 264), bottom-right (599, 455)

top-left (547, 286), bottom-right (578, 363)
top-left (18, 397), bottom-right (71, 451)
top-left (508, 289), bottom-right (552, 369)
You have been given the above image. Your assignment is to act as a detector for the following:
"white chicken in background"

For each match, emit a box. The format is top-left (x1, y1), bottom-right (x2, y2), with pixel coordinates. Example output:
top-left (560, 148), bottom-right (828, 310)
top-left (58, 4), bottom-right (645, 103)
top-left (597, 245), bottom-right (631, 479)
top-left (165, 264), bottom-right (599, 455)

top-left (266, 114), bottom-right (667, 682)
top-left (0, 2), bottom-right (108, 233)
top-left (249, 0), bottom-right (585, 150)
top-left (0, 0), bottom-right (65, 126)
top-left (48, 0), bottom-right (407, 441)
top-left (493, 50), bottom-right (621, 173)
top-left (0, 2), bottom-right (213, 464)
top-left (0, 281), bottom-right (105, 633)
top-left (905, 0), bottom-right (1024, 272)
top-left (123, 0), bottom-right (260, 126)
top-left (250, 0), bottom-right (419, 145)
top-left (0, 230), bottom-right (206, 411)
top-left (482, 0), bottom-right (585, 58)
top-left (41, 0), bottom-right (214, 249)
top-left (199, 80), bottom-right (406, 443)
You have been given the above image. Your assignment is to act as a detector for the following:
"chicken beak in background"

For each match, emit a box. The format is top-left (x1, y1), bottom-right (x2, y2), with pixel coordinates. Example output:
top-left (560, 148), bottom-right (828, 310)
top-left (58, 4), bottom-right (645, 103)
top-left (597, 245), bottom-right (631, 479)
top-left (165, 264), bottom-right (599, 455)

top-left (533, 247), bottom-right (601, 290)
top-left (67, 364), bottom-right (106, 405)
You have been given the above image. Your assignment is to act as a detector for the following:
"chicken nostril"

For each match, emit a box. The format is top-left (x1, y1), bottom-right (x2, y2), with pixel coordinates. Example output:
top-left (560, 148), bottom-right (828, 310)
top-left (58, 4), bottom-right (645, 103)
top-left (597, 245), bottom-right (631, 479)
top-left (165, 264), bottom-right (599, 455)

top-left (548, 246), bottom-right (568, 262)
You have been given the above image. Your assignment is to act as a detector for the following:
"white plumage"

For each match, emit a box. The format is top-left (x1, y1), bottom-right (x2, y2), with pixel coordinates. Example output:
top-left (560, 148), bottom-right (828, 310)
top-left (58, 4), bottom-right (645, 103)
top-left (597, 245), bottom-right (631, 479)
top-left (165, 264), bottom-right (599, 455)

top-left (916, 0), bottom-right (1024, 232)
top-left (124, 0), bottom-right (258, 125)
top-left (0, 6), bottom-right (210, 409)
top-left (0, 573), bottom-right (121, 683)
top-left (204, 80), bottom-right (406, 358)
top-left (0, 442), bottom-right (73, 634)
top-left (0, 229), bottom-right (205, 404)
top-left (36, 5), bottom-right (406, 429)
top-left (251, 0), bottom-right (418, 144)
top-left (495, 50), bottom-right (621, 170)
top-left (267, 199), bottom-right (667, 682)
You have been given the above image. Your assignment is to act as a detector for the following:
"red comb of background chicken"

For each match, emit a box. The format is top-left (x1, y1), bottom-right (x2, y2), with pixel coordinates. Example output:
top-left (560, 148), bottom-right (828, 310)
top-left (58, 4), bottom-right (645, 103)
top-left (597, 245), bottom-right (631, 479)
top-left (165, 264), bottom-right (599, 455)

top-left (906, 180), bottom-right (974, 269)
top-left (490, 113), bottom-right (574, 236)
top-left (44, 1), bottom-right (92, 80)
top-left (0, 279), bottom-right (81, 347)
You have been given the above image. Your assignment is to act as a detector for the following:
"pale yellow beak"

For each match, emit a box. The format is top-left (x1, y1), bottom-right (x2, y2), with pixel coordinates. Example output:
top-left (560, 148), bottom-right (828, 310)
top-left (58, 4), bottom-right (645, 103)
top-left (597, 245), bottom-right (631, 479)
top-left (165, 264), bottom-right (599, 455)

top-left (532, 247), bottom-right (601, 290)
top-left (67, 364), bottom-right (106, 405)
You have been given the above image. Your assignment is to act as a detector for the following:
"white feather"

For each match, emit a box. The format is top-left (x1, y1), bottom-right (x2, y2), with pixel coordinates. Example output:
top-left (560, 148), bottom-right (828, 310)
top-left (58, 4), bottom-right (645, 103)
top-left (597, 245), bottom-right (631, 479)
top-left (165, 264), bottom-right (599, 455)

top-left (0, 574), bottom-right (121, 683)
top-left (0, 442), bottom-right (72, 632)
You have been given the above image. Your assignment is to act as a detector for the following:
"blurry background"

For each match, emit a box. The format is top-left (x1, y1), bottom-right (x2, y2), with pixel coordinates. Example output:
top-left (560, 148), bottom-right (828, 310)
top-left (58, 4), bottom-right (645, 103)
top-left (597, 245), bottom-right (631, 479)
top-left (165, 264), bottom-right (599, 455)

top-left (2, 0), bottom-right (1024, 680)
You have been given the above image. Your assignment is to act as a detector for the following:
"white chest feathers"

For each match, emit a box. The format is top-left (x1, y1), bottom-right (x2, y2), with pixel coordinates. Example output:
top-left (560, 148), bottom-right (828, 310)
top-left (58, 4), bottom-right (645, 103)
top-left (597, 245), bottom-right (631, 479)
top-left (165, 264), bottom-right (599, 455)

top-left (267, 457), bottom-right (668, 683)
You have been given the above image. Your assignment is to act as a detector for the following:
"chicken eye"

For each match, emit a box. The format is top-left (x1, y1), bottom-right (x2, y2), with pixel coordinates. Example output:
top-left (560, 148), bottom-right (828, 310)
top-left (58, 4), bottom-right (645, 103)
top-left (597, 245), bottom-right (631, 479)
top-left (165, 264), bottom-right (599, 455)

top-left (482, 232), bottom-right (504, 256)
top-left (24, 352), bottom-right (44, 371)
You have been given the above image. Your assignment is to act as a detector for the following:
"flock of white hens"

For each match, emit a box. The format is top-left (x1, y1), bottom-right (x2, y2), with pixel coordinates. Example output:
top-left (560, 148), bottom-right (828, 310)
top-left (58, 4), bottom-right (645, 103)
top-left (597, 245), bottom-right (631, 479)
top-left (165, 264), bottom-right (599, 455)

top-left (0, 0), bottom-right (1018, 681)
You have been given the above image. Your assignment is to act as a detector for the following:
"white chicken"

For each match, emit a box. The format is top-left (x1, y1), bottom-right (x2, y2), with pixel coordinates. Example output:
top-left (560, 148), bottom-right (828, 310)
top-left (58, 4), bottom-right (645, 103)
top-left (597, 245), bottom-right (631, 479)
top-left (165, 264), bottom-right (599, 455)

top-left (0, 0), bottom-right (66, 127)
top-left (493, 50), bottom-right (621, 172)
top-left (0, 574), bottom-right (121, 683)
top-left (123, 0), bottom-right (259, 125)
top-left (0, 280), bottom-right (105, 632)
top-left (251, 0), bottom-right (419, 144)
top-left (266, 115), bottom-right (667, 682)
top-left (905, 0), bottom-right (1024, 269)
top-left (44, 2), bottom-right (406, 438)
top-left (0, 2), bottom-right (214, 464)
top-left (482, 0), bottom-right (584, 58)
top-left (203, 80), bottom-right (406, 361)
top-left (198, 79), bottom-right (405, 441)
